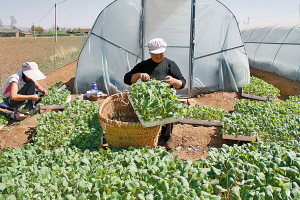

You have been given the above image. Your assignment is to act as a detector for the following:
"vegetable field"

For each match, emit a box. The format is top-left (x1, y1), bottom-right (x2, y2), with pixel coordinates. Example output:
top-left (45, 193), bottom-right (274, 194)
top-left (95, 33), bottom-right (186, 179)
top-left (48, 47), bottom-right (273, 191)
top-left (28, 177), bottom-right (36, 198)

top-left (1, 62), bottom-right (300, 199)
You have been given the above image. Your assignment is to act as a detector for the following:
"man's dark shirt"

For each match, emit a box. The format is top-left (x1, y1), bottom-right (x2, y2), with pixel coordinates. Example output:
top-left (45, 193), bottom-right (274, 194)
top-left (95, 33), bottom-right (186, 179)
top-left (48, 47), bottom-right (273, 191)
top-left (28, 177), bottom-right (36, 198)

top-left (123, 57), bottom-right (186, 89)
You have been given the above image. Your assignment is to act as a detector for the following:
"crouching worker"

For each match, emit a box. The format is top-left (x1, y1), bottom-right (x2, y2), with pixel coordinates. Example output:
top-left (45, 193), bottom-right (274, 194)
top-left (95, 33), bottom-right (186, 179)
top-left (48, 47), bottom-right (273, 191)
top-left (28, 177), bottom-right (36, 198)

top-left (1, 62), bottom-right (48, 120)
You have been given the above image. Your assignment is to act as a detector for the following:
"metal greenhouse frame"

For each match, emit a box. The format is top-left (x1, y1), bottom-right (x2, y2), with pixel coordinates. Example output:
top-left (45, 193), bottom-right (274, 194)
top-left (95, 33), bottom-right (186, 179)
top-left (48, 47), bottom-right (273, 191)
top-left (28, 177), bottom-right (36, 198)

top-left (74, 0), bottom-right (250, 97)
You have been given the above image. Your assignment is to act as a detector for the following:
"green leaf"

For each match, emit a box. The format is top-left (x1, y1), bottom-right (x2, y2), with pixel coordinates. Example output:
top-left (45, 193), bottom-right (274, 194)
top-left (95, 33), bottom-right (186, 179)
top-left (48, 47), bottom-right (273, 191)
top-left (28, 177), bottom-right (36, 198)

top-left (282, 188), bottom-right (291, 199)
top-left (158, 180), bottom-right (169, 192)
top-left (0, 183), bottom-right (5, 191)
top-left (211, 166), bottom-right (221, 176)
top-left (176, 176), bottom-right (189, 190)
top-left (214, 185), bottom-right (227, 194)
top-left (230, 186), bottom-right (241, 199)
top-left (128, 164), bottom-right (138, 176)
top-left (6, 195), bottom-right (17, 200)
top-left (241, 185), bottom-right (253, 197)
top-left (138, 193), bottom-right (145, 200)
top-left (291, 187), bottom-right (300, 199)
top-left (78, 180), bottom-right (86, 192)
top-left (145, 194), bottom-right (154, 200)
top-left (16, 188), bottom-right (26, 198)
top-left (67, 194), bottom-right (77, 200)
top-left (210, 195), bottom-right (222, 200)
top-left (264, 185), bottom-right (274, 198)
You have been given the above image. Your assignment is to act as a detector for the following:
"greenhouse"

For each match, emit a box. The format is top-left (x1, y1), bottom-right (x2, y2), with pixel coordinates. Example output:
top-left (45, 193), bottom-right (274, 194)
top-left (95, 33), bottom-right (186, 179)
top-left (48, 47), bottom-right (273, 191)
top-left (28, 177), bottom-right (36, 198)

top-left (240, 20), bottom-right (300, 82)
top-left (73, 0), bottom-right (250, 97)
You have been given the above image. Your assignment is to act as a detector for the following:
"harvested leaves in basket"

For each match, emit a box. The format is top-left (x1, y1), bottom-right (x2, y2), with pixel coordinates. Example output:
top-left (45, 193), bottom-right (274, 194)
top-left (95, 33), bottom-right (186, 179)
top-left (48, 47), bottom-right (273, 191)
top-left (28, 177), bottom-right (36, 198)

top-left (129, 79), bottom-right (186, 122)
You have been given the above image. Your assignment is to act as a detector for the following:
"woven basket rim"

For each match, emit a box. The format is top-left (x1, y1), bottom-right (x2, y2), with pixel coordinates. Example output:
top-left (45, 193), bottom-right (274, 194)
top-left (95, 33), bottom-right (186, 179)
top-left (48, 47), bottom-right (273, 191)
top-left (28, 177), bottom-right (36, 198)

top-left (99, 92), bottom-right (143, 126)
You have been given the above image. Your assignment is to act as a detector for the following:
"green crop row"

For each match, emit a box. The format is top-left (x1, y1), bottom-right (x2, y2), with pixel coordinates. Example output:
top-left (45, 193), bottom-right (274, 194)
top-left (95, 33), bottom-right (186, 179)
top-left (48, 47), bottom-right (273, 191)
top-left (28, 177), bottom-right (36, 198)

top-left (34, 99), bottom-right (102, 151)
top-left (243, 76), bottom-right (280, 99)
top-left (221, 95), bottom-right (300, 142)
top-left (0, 114), bottom-right (9, 127)
top-left (41, 81), bottom-right (71, 105)
top-left (184, 105), bottom-right (227, 122)
top-left (2, 139), bottom-right (300, 199)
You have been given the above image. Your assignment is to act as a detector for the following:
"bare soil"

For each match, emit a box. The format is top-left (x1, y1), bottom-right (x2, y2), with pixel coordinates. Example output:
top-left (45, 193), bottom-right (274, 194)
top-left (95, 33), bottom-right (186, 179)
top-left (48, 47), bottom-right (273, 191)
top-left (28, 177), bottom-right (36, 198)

top-left (0, 61), bottom-right (300, 161)
top-left (0, 37), bottom-right (85, 86)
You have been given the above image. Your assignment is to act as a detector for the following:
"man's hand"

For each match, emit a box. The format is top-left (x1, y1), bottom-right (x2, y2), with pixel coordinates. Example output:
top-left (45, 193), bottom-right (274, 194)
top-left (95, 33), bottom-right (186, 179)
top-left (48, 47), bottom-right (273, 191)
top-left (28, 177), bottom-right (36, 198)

top-left (42, 89), bottom-right (49, 95)
top-left (165, 75), bottom-right (175, 86)
top-left (165, 75), bottom-right (183, 89)
top-left (32, 94), bottom-right (40, 101)
top-left (139, 73), bottom-right (150, 80)
top-left (131, 73), bottom-right (150, 83)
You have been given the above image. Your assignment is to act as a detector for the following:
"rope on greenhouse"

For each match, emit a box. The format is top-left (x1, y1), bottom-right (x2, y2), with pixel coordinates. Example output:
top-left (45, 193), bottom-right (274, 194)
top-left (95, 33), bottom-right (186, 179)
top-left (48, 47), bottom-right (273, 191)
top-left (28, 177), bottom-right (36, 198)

top-left (245, 41), bottom-right (300, 45)
top-left (194, 45), bottom-right (244, 60)
top-left (167, 46), bottom-right (190, 48)
top-left (91, 33), bottom-right (142, 59)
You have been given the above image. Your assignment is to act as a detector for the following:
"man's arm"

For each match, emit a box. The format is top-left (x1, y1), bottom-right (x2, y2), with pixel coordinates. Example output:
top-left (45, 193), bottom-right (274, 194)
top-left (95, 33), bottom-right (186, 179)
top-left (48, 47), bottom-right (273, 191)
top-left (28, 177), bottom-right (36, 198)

top-left (168, 61), bottom-right (186, 89)
top-left (10, 82), bottom-right (39, 101)
top-left (124, 62), bottom-right (146, 85)
top-left (35, 81), bottom-right (49, 95)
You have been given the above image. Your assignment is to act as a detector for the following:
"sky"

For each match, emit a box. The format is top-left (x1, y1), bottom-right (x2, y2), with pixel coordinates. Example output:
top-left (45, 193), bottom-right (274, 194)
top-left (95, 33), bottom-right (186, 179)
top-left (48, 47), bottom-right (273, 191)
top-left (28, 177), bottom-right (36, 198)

top-left (0, 0), bottom-right (299, 30)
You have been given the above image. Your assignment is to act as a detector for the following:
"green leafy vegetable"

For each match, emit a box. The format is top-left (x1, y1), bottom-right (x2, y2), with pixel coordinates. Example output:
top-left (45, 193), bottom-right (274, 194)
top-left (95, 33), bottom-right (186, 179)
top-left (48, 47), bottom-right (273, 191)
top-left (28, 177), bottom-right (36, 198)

top-left (129, 79), bottom-right (186, 122)
top-left (34, 99), bottom-right (102, 151)
top-left (184, 105), bottom-right (227, 121)
top-left (41, 81), bottom-right (71, 105)
top-left (243, 76), bottom-right (280, 99)
top-left (221, 98), bottom-right (300, 141)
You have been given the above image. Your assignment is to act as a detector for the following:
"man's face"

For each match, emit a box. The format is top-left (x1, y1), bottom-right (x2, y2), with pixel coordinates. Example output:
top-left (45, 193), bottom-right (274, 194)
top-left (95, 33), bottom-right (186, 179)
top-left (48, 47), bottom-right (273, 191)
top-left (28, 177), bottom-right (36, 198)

top-left (150, 52), bottom-right (165, 63)
top-left (24, 75), bottom-right (32, 82)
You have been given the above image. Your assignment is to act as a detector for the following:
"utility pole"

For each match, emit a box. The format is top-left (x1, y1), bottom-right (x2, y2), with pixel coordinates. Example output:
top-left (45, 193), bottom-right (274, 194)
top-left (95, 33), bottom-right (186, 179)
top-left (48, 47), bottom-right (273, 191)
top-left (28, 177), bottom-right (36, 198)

top-left (55, 2), bottom-right (57, 42)
top-left (33, 22), bottom-right (35, 38)
top-left (246, 17), bottom-right (250, 25)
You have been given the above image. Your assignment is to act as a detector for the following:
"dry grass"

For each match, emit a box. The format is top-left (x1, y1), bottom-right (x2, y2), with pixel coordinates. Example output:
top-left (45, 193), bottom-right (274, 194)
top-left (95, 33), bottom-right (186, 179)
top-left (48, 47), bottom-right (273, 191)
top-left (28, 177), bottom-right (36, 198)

top-left (0, 36), bottom-right (86, 86)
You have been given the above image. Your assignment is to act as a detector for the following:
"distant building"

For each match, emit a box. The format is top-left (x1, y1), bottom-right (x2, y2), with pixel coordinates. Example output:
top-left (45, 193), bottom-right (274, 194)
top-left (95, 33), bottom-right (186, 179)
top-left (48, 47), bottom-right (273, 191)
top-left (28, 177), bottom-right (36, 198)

top-left (0, 29), bottom-right (33, 37)
top-left (71, 29), bottom-right (90, 34)
top-left (0, 29), bottom-right (20, 37)
top-left (20, 31), bottom-right (33, 37)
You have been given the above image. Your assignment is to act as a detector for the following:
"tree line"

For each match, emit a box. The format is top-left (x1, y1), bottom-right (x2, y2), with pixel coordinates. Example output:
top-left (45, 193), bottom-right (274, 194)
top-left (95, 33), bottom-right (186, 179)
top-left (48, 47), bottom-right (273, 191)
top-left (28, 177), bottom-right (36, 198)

top-left (0, 16), bottom-right (85, 34)
top-left (0, 15), bottom-right (17, 29)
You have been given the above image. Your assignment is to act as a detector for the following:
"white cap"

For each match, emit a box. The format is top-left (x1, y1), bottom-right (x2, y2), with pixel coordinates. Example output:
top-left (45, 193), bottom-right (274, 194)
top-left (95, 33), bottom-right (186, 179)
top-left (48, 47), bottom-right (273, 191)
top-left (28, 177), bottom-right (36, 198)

top-left (148, 38), bottom-right (167, 54)
top-left (22, 62), bottom-right (46, 81)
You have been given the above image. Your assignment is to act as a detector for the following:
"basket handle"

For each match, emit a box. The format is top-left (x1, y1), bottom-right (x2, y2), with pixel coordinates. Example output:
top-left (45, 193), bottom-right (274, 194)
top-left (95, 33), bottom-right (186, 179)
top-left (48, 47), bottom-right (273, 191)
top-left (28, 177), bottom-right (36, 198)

top-left (117, 92), bottom-right (129, 106)
top-left (114, 120), bottom-right (129, 138)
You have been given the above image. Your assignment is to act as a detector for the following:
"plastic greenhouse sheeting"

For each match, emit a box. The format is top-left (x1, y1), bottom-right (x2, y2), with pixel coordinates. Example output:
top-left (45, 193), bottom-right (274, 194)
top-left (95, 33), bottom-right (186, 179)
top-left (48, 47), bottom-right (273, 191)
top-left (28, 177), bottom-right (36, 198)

top-left (240, 20), bottom-right (300, 82)
top-left (74, 0), bottom-right (250, 97)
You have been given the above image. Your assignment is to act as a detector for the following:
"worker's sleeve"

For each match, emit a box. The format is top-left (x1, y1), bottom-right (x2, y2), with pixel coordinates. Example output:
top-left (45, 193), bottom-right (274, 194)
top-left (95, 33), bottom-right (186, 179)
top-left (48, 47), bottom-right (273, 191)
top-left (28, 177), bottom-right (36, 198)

top-left (123, 63), bottom-right (143, 85)
top-left (169, 61), bottom-right (186, 89)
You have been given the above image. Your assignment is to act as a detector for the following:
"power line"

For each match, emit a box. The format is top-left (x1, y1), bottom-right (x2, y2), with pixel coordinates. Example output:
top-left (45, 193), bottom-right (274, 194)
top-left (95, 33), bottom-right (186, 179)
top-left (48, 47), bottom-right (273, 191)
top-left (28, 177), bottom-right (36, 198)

top-left (57, 0), bottom-right (67, 5)
top-left (35, 5), bottom-right (55, 23)
top-left (34, 0), bottom-right (67, 23)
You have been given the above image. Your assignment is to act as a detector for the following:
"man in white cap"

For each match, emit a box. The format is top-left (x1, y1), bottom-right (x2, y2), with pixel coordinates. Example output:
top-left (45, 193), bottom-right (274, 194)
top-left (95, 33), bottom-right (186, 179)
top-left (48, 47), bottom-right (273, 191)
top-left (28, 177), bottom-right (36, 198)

top-left (124, 38), bottom-right (186, 149)
top-left (1, 62), bottom-right (48, 120)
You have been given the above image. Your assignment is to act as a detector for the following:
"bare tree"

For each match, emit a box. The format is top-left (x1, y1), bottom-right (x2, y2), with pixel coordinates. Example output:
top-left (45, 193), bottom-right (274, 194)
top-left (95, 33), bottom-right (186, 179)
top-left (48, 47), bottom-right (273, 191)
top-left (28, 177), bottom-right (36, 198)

top-left (10, 15), bottom-right (17, 29)
top-left (0, 18), bottom-right (3, 29)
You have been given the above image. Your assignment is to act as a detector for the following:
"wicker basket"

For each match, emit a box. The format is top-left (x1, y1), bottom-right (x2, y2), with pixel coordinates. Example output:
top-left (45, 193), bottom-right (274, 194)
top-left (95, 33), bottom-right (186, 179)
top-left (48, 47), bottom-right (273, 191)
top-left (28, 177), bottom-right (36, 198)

top-left (98, 92), bottom-right (161, 150)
